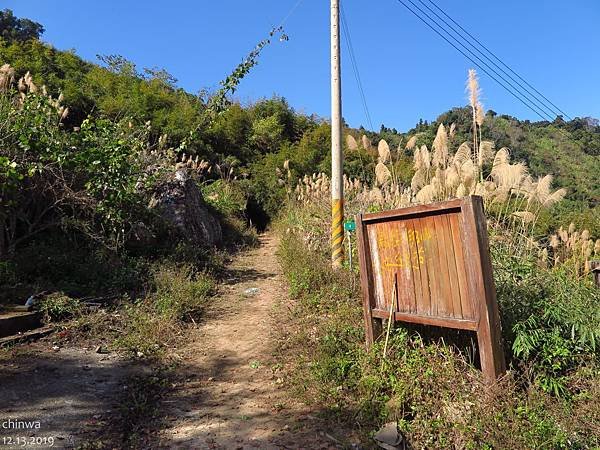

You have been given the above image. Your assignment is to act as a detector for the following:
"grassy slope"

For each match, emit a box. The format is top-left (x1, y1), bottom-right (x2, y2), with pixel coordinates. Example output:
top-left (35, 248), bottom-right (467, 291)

top-left (275, 227), bottom-right (600, 448)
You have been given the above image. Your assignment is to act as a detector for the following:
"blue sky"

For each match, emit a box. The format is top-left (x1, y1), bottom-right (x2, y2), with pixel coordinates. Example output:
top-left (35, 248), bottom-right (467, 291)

top-left (5, 0), bottom-right (600, 131)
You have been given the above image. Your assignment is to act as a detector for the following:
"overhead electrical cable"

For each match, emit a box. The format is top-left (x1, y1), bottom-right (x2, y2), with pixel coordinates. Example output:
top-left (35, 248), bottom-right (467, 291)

top-left (423, 0), bottom-right (571, 120)
top-left (340, 4), bottom-right (372, 184)
top-left (340, 4), bottom-right (374, 131)
top-left (275, 0), bottom-right (305, 29)
top-left (415, 0), bottom-right (565, 120)
top-left (401, 0), bottom-right (555, 121)
top-left (394, 0), bottom-right (556, 122)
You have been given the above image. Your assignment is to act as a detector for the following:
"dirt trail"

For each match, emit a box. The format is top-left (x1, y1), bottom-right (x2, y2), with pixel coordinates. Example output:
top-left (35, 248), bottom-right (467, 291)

top-left (159, 234), bottom-right (344, 449)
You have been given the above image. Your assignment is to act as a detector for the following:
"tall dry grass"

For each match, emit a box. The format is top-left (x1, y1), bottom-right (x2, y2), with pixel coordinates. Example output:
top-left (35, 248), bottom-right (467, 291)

top-left (289, 69), bottom-right (597, 273)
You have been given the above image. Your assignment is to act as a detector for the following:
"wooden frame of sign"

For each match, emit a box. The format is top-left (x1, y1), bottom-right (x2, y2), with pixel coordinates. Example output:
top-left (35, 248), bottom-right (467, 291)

top-left (356, 195), bottom-right (506, 380)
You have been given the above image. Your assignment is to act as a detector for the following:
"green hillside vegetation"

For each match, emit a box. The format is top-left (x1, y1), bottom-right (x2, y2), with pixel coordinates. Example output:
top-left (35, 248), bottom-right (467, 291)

top-left (1, 8), bottom-right (597, 236)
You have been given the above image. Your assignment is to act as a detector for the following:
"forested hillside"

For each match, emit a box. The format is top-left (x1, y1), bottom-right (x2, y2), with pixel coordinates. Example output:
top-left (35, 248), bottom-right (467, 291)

top-left (1, 8), bottom-right (598, 234)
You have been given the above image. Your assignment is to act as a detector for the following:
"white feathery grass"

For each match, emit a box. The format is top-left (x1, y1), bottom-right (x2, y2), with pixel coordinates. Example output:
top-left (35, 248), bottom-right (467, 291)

top-left (361, 134), bottom-right (371, 150)
top-left (449, 123), bottom-right (456, 139)
top-left (475, 103), bottom-right (485, 127)
top-left (445, 166), bottom-right (460, 189)
top-left (416, 184), bottom-right (436, 204)
top-left (533, 174), bottom-right (553, 204)
top-left (413, 146), bottom-right (423, 171)
top-left (452, 142), bottom-right (472, 167)
top-left (411, 169), bottom-right (426, 192)
top-left (0, 63), bottom-right (15, 92)
top-left (60, 107), bottom-right (69, 122)
top-left (512, 211), bottom-right (536, 223)
top-left (432, 123), bottom-right (448, 168)
top-left (544, 188), bottom-right (566, 207)
top-left (377, 139), bottom-right (391, 164)
top-left (346, 135), bottom-right (358, 150)
top-left (467, 69), bottom-right (480, 110)
top-left (455, 183), bottom-right (467, 198)
top-left (375, 162), bottom-right (392, 186)
top-left (479, 140), bottom-right (495, 163)
top-left (369, 187), bottom-right (384, 203)
top-left (492, 147), bottom-right (511, 172)
top-left (420, 145), bottom-right (431, 170)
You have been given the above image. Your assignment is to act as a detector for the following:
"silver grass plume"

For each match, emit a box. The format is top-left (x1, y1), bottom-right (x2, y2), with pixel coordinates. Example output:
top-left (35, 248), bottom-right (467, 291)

top-left (449, 123), bottom-right (456, 139)
top-left (0, 64), bottom-right (15, 92)
top-left (375, 162), bottom-right (392, 186)
top-left (416, 184), bottom-right (436, 204)
top-left (377, 139), bottom-right (391, 164)
top-left (479, 141), bottom-right (495, 164)
top-left (405, 135), bottom-right (418, 151)
top-left (361, 134), bottom-right (371, 150)
top-left (346, 135), bottom-right (358, 150)
top-left (512, 211), bottom-right (536, 223)
top-left (432, 123), bottom-right (448, 168)
top-left (452, 142), bottom-right (472, 167)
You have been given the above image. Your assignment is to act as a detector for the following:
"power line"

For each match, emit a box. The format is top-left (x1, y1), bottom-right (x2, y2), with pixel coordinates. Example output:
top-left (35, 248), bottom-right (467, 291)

top-left (397, 0), bottom-right (581, 151)
top-left (401, 0), bottom-right (555, 121)
top-left (414, 0), bottom-right (565, 121)
top-left (340, 4), bottom-right (372, 184)
top-left (395, 0), bottom-right (556, 122)
top-left (340, 4), bottom-right (374, 131)
top-left (422, 0), bottom-right (571, 120)
top-left (275, 0), bottom-right (305, 29)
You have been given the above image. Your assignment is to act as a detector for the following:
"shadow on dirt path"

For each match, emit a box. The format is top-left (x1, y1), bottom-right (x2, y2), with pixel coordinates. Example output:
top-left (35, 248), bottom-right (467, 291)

top-left (0, 345), bottom-right (147, 448)
top-left (157, 234), bottom-right (353, 449)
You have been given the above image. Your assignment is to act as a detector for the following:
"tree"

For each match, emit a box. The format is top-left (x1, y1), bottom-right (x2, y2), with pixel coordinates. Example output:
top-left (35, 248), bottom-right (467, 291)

top-left (0, 9), bottom-right (44, 42)
top-left (0, 68), bottom-right (158, 256)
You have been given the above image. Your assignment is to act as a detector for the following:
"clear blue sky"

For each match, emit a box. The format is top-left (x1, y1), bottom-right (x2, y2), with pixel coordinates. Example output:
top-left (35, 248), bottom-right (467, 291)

top-left (5, 0), bottom-right (600, 131)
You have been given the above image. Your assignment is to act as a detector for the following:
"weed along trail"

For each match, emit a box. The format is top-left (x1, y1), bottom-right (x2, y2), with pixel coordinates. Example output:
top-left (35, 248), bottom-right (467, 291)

top-left (159, 234), bottom-right (341, 449)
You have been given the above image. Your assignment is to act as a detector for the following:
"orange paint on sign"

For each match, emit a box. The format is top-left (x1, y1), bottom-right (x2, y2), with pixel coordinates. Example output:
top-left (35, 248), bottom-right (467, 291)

top-left (377, 227), bottom-right (432, 270)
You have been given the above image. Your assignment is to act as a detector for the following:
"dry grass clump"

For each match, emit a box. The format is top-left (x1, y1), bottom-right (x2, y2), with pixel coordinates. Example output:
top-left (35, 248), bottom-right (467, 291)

top-left (290, 69), bottom-right (575, 266)
top-left (542, 224), bottom-right (600, 276)
top-left (293, 125), bottom-right (565, 256)
top-left (0, 63), bottom-right (69, 121)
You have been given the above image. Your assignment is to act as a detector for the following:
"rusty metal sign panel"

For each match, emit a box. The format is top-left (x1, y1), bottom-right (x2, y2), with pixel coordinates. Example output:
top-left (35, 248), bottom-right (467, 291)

top-left (356, 196), bottom-right (505, 379)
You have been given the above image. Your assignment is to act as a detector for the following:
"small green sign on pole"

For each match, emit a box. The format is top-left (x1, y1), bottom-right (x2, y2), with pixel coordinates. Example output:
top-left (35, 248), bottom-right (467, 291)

top-left (344, 219), bottom-right (356, 270)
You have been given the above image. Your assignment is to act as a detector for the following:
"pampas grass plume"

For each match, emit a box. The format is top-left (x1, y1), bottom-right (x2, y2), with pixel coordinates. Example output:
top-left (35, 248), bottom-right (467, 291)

top-left (346, 135), bottom-right (358, 150)
top-left (377, 139), bottom-right (391, 164)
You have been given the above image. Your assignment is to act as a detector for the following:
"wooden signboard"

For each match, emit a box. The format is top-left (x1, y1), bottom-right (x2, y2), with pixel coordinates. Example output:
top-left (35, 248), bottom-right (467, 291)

top-left (356, 195), bottom-right (506, 380)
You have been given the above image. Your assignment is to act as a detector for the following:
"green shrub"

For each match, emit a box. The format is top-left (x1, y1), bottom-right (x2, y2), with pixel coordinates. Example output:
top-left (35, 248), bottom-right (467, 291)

top-left (493, 246), bottom-right (600, 396)
top-left (151, 264), bottom-right (215, 321)
top-left (6, 235), bottom-right (148, 298)
top-left (0, 260), bottom-right (17, 286)
top-left (113, 264), bottom-right (215, 356)
top-left (39, 292), bottom-right (81, 322)
top-left (202, 179), bottom-right (247, 217)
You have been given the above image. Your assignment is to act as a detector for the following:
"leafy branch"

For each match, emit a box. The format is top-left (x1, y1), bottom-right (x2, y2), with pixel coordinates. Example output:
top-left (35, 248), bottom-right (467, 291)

top-left (180, 26), bottom-right (288, 150)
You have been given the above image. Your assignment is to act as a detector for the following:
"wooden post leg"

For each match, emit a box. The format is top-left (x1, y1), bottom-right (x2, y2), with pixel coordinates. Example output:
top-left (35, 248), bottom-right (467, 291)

top-left (477, 320), bottom-right (506, 381)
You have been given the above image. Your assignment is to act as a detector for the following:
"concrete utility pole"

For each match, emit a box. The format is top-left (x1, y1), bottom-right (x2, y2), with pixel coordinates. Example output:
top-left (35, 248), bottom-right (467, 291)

top-left (331, 0), bottom-right (344, 268)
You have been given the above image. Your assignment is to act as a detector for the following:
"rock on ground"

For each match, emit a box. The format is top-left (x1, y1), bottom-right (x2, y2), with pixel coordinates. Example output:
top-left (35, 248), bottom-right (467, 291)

top-left (150, 169), bottom-right (222, 246)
